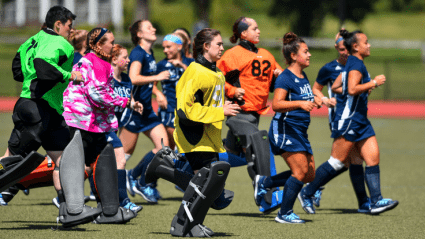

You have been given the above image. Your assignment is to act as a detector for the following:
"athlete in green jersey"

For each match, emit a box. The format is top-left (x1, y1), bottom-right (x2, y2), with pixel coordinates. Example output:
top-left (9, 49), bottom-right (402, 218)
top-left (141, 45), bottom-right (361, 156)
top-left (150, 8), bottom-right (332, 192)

top-left (0, 6), bottom-right (101, 228)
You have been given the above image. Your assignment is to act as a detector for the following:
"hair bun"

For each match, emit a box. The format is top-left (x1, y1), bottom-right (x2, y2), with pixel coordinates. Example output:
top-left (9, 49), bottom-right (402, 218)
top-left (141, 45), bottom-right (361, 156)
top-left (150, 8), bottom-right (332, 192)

top-left (339, 29), bottom-right (349, 39)
top-left (283, 32), bottom-right (298, 45)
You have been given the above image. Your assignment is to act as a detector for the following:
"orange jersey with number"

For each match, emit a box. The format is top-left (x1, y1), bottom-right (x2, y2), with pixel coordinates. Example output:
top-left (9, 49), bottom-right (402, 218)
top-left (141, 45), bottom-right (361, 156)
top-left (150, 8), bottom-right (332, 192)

top-left (217, 45), bottom-right (282, 115)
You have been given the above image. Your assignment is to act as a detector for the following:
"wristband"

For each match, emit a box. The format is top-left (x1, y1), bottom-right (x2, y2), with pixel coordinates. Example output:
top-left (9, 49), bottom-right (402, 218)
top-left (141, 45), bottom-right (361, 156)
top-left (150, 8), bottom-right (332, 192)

top-left (373, 80), bottom-right (378, 87)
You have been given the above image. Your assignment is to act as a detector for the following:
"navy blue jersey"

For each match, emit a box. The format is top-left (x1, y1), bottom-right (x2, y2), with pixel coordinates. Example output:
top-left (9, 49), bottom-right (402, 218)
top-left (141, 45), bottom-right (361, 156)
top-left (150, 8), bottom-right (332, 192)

top-left (334, 55), bottom-right (371, 123)
top-left (73, 52), bottom-right (83, 65)
top-left (113, 72), bottom-right (132, 121)
top-left (316, 60), bottom-right (344, 123)
top-left (272, 68), bottom-right (314, 127)
top-left (128, 45), bottom-right (157, 112)
top-left (156, 56), bottom-right (194, 112)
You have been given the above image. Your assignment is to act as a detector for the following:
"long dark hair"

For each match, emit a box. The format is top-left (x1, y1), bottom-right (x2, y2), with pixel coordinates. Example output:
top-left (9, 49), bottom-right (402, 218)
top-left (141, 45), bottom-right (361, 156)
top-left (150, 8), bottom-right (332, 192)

top-left (193, 28), bottom-right (221, 59)
top-left (339, 29), bottom-right (363, 54)
top-left (129, 20), bottom-right (149, 46)
top-left (282, 32), bottom-right (305, 65)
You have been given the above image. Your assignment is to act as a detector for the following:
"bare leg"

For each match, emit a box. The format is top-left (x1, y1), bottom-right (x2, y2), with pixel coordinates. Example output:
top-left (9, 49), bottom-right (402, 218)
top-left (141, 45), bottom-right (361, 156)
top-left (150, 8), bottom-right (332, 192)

top-left (119, 128), bottom-right (139, 155)
top-left (142, 124), bottom-right (169, 154)
top-left (282, 151), bottom-right (315, 183)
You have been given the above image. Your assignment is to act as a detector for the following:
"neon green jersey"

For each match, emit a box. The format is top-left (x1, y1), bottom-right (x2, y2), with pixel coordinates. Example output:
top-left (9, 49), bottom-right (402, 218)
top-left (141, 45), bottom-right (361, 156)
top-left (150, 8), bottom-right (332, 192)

top-left (12, 29), bottom-right (74, 114)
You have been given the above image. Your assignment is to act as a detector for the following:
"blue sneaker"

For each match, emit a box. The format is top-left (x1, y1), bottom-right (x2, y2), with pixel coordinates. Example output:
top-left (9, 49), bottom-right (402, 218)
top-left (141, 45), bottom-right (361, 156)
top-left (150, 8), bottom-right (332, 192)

top-left (0, 194), bottom-right (7, 206)
top-left (126, 170), bottom-right (136, 197)
top-left (275, 210), bottom-right (305, 224)
top-left (254, 175), bottom-right (268, 206)
top-left (370, 198), bottom-right (399, 215)
top-left (133, 184), bottom-right (158, 204)
top-left (150, 182), bottom-right (162, 200)
top-left (121, 198), bottom-right (143, 213)
top-left (23, 189), bottom-right (30, 195)
top-left (312, 186), bottom-right (325, 207)
top-left (298, 188), bottom-right (315, 214)
top-left (358, 198), bottom-right (371, 213)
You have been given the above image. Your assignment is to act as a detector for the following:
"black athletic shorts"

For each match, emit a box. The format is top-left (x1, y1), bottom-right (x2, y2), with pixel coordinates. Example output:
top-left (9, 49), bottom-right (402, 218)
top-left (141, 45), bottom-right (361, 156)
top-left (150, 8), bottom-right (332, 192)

top-left (184, 152), bottom-right (219, 171)
top-left (8, 97), bottom-right (70, 157)
top-left (69, 127), bottom-right (108, 166)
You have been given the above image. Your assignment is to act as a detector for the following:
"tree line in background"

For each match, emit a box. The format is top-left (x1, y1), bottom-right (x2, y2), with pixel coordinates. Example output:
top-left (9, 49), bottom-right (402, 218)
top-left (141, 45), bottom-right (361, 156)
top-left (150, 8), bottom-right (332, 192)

top-left (127, 0), bottom-right (424, 37)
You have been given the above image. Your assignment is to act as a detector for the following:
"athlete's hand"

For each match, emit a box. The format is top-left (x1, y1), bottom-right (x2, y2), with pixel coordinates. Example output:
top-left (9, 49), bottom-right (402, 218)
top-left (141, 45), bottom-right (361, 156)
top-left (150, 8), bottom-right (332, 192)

top-left (156, 92), bottom-right (168, 110)
top-left (374, 74), bottom-right (386, 86)
top-left (132, 100), bottom-right (143, 115)
top-left (157, 71), bottom-right (171, 81)
top-left (223, 101), bottom-right (240, 116)
top-left (273, 69), bottom-right (283, 77)
top-left (299, 101), bottom-right (316, 112)
top-left (168, 59), bottom-right (184, 68)
top-left (70, 71), bottom-right (83, 83)
top-left (327, 97), bottom-right (337, 107)
top-left (234, 88), bottom-right (245, 101)
top-left (314, 96), bottom-right (322, 109)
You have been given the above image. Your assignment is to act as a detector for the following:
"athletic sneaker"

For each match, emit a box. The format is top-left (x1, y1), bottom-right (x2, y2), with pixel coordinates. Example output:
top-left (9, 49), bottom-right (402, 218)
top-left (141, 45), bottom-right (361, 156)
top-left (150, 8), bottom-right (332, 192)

top-left (358, 198), bottom-right (371, 213)
top-left (0, 194), bottom-right (7, 206)
top-left (126, 170), bottom-right (136, 197)
top-left (150, 182), bottom-right (162, 200)
top-left (52, 197), bottom-right (60, 208)
top-left (88, 191), bottom-right (96, 201)
top-left (152, 187), bottom-right (162, 200)
top-left (298, 188), bottom-right (315, 214)
top-left (120, 198), bottom-right (143, 213)
top-left (133, 184), bottom-right (158, 204)
top-left (254, 175), bottom-right (268, 206)
top-left (23, 189), bottom-right (30, 195)
top-left (275, 210), bottom-right (305, 224)
top-left (312, 186), bottom-right (325, 207)
top-left (370, 198), bottom-right (399, 215)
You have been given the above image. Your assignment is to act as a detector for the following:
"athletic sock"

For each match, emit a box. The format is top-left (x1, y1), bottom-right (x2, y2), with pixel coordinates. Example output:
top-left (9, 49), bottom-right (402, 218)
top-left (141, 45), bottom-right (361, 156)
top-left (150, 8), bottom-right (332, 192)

top-left (131, 151), bottom-right (154, 179)
top-left (263, 170), bottom-right (291, 188)
top-left (218, 152), bottom-right (247, 167)
top-left (365, 165), bottom-right (382, 204)
top-left (349, 164), bottom-right (369, 207)
top-left (117, 169), bottom-right (129, 203)
top-left (303, 160), bottom-right (343, 197)
top-left (136, 151), bottom-right (156, 187)
top-left (88, 174), bottom-right (96, 195)
top-left (279, 176), bottom-right (304, 214)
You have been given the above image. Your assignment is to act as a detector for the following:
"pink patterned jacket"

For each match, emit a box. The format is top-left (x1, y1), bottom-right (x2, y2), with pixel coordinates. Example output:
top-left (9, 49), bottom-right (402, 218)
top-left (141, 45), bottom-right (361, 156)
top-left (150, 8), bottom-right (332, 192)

top-left (63, 53), bottom-right (129, 133)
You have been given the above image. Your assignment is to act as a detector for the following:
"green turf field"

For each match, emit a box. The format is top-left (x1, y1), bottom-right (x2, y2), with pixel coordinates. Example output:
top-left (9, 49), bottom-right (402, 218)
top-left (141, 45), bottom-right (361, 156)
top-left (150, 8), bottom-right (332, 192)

top-left (0, 112), bottom-right (423, 238)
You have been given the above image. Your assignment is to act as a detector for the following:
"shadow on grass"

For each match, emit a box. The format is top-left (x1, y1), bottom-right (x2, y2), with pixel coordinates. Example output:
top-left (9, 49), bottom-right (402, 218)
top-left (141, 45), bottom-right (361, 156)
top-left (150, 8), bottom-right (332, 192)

top-left (160, 197), bottom-right (183, 202)
top-left (318, 208), bottom-right (360, 214)
top-left (208, 212), bottom-right (272, 218)
top-left (0, 224), bottom-right (94, 231)
top-left (150, 232), bottom-right (234, 237)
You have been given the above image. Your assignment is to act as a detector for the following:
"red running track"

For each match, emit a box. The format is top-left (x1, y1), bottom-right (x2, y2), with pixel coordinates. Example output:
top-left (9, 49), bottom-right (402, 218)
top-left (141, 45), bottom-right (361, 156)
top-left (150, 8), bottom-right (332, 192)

top-left (1, 97), bottom-right (424, 119)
